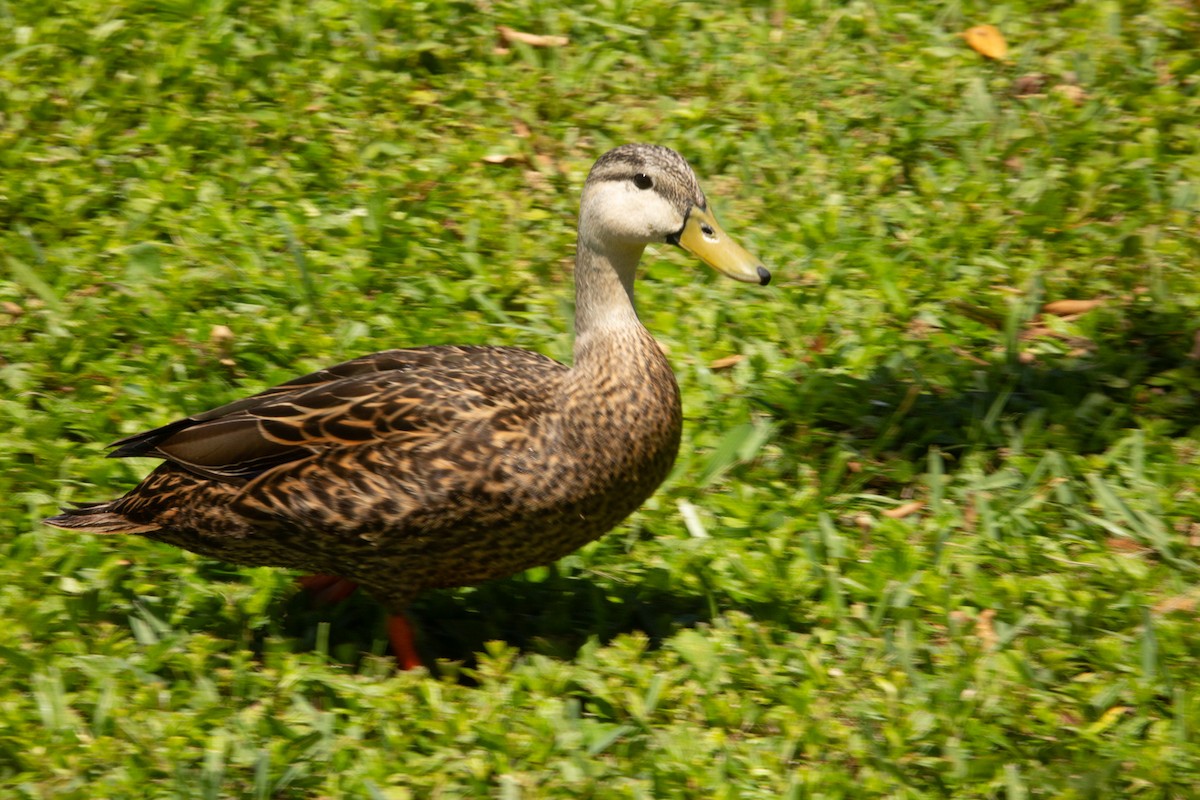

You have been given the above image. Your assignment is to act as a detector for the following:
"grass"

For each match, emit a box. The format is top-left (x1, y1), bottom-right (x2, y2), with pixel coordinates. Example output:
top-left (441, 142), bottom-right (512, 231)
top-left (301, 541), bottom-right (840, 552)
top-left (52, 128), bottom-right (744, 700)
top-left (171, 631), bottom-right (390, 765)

top-left (2, 0), bottom-right (1199, 796)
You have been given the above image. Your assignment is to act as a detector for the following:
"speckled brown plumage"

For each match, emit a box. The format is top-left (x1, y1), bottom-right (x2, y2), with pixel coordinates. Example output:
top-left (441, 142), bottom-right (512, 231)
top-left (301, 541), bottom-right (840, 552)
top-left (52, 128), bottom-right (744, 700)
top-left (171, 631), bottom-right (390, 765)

top-left (45, 143), bottom-right (768, 658)
top-left (59, 337), bottom-right (679, 613)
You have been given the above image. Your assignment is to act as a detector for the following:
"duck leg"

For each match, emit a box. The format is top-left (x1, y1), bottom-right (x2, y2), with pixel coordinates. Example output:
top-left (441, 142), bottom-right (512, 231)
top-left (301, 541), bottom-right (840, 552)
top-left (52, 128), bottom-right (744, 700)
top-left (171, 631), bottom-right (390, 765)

top-left (387, 614), bottom-right (424, 671)
top-left (296, 573), bottom-right (361, 604)
top-left (298, 574), bottom-right (424, 670)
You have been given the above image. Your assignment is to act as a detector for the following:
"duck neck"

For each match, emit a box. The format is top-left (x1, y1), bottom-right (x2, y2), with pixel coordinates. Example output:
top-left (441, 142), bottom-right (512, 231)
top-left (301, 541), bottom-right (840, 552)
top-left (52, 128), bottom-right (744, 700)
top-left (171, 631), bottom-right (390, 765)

top-left (572, 237), bottom-right (645, 359)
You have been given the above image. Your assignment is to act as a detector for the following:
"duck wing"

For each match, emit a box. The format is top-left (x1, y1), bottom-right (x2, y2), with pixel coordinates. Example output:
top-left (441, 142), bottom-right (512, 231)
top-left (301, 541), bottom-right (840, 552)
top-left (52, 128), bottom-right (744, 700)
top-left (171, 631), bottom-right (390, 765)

top-left (107, 345), bottom-right (567, 484)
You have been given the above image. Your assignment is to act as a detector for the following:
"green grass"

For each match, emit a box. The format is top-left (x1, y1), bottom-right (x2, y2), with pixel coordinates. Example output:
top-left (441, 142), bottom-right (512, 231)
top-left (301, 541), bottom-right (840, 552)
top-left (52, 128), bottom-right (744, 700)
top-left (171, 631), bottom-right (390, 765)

top-left (3, 0), bottom-right (1200, 796)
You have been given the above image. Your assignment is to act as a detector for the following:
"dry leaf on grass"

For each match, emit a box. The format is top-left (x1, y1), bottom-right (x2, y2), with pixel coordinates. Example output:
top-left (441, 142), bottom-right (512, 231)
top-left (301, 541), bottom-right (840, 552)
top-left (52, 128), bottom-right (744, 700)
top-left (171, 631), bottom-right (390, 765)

top-left (1013, 73), bottom-right (1047, 97)
top-left (709, 354), bottom-right (745, 371)
top-left (523, 169), bottom-right (551, 192)
top-left (209, 324), bottom-right (236, 367)
top-left (1043, 298), bottom-right (1104, 316)
top-left (496, 25), bottom-right (569, 51)
top-left (481, 153), bottom-right (524, 165)
top-left (951, 346), bottom-right (990, 366)
top-left (1054, 84), bottom-right (1088, 105)
top-left (882, 500), bottom-right (925, 519)
top-left (975, 609), bottom-right (998, 650)
top-left (1105, 537), bottom-right (1150, 554)
top-left (770, 8), bottom-right (786, 43)
top-left (210, 324), bottom-right (234, 347)
top-left (964, 25), bottom-right (1007, 60)
top-left (1153, 595), bottom-right (1198, 615)
top-left (962, 501), bottom-right (977, 532)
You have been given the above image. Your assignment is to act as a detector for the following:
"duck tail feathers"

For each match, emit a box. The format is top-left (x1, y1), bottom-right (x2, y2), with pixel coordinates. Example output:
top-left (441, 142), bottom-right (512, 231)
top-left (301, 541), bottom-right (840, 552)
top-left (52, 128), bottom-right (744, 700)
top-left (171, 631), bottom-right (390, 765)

top-left (43, 502), bottom-right (160, 535)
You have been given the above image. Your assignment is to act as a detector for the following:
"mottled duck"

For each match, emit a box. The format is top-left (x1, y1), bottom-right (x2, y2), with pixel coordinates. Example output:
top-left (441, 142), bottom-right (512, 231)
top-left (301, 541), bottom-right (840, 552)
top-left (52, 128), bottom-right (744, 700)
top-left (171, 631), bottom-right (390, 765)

top-left (45, 144), bottom-right (770, 669)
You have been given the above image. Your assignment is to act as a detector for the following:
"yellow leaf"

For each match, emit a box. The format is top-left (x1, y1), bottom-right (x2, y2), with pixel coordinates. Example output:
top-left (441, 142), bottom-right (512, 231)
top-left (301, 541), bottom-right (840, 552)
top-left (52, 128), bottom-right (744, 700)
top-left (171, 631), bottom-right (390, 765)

top-left (1084, 706), bottom-right (1131, 737)
top-left (496, 25), bottom-right (569, 48)
top-left (964, 25), bottom-right (1007, 60)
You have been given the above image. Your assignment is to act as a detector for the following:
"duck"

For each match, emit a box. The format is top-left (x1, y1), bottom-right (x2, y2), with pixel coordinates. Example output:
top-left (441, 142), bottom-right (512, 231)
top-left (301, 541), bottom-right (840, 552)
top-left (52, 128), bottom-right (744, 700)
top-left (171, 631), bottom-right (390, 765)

top-left (44, 144), bottom-right (770, 669)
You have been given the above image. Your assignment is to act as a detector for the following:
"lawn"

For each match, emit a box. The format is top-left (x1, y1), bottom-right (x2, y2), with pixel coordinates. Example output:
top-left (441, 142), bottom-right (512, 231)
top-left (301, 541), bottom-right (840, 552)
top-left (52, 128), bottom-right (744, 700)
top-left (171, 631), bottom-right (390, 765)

top-left (2, 0), bottom-right (1199, 796)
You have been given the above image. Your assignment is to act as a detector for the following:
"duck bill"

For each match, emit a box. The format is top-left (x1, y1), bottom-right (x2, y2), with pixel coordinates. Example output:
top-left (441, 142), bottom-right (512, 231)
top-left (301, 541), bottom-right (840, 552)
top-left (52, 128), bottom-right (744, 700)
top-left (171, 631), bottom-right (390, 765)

top-left (675, 205), bottom-right (771, 286)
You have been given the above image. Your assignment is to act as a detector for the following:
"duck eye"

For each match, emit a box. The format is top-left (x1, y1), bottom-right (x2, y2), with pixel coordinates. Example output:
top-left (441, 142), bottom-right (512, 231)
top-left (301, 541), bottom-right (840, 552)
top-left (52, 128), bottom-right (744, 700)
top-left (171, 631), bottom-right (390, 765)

top-left (632, 173), bottom-right (653, 190)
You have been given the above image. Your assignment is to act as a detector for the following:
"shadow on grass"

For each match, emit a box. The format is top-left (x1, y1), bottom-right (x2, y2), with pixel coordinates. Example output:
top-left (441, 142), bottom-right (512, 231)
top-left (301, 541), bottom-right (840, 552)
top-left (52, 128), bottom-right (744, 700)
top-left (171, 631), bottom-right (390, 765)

top-left (760, 305), bottom-right (1200, 470)
top-left (54, 556), bottom-right (730, 675)
top-left (270, 564), bottom-right (730, 673)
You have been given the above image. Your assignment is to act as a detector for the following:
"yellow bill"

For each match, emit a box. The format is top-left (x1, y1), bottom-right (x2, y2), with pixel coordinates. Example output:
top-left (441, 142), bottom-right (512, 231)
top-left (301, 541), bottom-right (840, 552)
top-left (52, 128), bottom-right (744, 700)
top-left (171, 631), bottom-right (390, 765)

top-left (674, 205), bottom-right (770, 285)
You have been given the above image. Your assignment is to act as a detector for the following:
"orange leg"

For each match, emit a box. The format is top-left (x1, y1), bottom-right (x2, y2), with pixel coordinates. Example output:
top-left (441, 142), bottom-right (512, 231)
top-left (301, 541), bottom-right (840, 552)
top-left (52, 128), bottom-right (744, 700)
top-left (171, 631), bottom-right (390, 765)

top-left (297, 573), bottom-right (361, 604)
top-left (387, 614), bottom-right (424, 671)
top-left (299, 575), bottom-right (422, 670)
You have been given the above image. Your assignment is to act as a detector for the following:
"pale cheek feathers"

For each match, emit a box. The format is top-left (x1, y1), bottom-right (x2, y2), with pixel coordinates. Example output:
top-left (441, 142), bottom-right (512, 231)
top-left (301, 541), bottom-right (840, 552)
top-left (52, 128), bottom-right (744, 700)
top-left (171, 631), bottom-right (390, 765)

top-left (581, 183), bottom-right (683, 245)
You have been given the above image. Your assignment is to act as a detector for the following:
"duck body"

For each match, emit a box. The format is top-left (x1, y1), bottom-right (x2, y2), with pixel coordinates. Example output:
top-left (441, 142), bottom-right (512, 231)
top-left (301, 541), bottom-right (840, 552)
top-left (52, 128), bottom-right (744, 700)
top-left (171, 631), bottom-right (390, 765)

top-left (72, 334), bottom-right (679, 612)
top-left (45, 144), bottom-right (767, 663)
